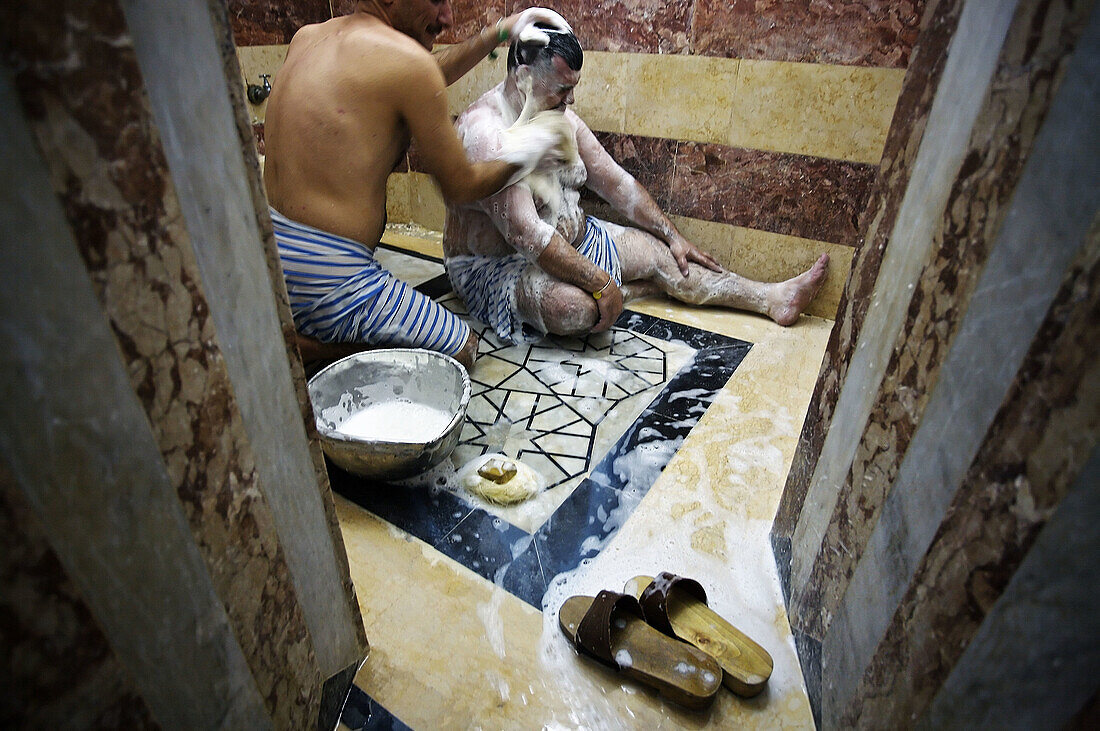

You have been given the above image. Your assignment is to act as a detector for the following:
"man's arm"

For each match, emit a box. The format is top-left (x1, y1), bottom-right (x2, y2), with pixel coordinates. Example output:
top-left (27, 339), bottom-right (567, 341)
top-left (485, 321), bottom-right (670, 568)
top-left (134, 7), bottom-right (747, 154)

top-left (432, 9), bottom-right (573, 86)
top-left (398, 52), bottom-right (561, 203)
top-left (431, 25), bottom-right (503, 86)
top-left (574, 115), bottom-right (721, 276)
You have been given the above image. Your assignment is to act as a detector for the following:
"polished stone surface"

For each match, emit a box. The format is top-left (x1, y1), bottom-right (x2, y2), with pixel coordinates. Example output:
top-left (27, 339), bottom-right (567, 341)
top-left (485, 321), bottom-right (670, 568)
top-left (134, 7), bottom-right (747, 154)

top-left (444, 51), bottom-right (905, 165)
top-left (227, 0), bottom-right (329, 46)
top-left (334, 239), bottom-right (828, 728)
top-left (332, 276), bottom-right (751, 604)
top-left (504, 0), bottom-right (692, 54)
top-left (442, 0), bottom-right (923, 64)
top-left (587, 132), bottom-right (876, 247)
top-left (436, 0), bottom-right (506, 46)
top-left (692, 0), bottom-right (923, 67)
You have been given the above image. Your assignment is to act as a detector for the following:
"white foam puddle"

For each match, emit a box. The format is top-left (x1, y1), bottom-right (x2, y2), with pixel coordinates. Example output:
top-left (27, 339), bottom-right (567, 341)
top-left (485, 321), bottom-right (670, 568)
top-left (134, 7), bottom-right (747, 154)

top-left (477, 588), bottom-right (508, 660)
top-left (612, 437), bottom-right (685, 499)
top-left (336, 399), bottom-right (454, 442)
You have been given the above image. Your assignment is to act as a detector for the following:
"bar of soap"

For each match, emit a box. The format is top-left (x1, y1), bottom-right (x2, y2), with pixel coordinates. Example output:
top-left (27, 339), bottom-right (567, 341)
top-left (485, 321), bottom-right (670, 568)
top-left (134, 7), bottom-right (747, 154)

top-left (478, 457), bottom-right (518, 484)
top-left (460, 454), bottom-right (541, 505)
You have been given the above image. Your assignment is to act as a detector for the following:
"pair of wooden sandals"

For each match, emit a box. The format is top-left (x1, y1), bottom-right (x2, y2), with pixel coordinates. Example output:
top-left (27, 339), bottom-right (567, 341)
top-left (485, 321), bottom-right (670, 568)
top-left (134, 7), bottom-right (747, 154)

top-left (558, 572), bottom-right (773, 710)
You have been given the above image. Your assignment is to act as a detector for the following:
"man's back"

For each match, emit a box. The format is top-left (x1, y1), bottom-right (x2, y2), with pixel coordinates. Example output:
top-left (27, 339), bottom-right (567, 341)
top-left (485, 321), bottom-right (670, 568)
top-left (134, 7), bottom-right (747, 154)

top-left (264, 13), bottom-right (425, 248)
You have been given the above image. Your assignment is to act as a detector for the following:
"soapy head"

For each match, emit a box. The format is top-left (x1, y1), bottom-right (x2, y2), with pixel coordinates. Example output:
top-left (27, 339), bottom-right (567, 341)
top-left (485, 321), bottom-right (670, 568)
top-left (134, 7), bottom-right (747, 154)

top-left (509, 7), bottom-right (573, 47)
top-left (508, 22), bottom-right (583, 74)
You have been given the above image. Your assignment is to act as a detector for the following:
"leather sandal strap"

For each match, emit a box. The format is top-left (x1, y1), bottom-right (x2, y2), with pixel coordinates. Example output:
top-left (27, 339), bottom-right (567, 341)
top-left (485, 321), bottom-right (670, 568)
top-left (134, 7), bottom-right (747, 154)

top-left (638, 572), bottom-right (708, 636)
top-left (574, 590), bottom-right (644, 668)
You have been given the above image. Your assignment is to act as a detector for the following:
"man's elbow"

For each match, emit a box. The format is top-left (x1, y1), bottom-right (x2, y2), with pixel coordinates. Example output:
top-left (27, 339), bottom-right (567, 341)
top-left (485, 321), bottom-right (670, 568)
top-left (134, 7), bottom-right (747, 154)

top-left (439, 162), bottom-right (513, 204)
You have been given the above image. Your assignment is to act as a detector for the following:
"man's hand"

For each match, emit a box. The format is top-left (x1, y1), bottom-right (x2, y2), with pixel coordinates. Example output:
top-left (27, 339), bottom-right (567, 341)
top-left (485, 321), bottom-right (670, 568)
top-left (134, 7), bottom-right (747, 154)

top-left (592, 280), bottom-right (624, 333)
top-left (503, 8), bottom-right (572, 45)
top-left (294, 332), bottom-right (374, 366)
top-left (668, 233), bottom-right (722, 277)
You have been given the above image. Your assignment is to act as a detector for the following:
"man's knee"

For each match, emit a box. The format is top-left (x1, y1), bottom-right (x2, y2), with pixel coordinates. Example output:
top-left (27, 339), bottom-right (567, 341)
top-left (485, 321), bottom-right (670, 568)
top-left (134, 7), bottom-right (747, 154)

top-left (542, 287), bottom-right (597, 335)
top-left (453, 330), bottom-right (479, 371)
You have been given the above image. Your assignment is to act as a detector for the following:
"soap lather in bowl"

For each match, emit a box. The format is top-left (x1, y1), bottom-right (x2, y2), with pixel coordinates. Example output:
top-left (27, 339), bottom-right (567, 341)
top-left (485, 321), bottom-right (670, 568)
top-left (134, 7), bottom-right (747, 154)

top-left (307, 349), bottom-right (471, 480)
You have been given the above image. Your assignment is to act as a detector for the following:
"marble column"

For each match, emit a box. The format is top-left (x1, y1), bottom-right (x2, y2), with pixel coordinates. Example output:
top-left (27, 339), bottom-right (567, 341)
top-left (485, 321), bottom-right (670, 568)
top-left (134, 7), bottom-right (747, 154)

top-left (0, 0), bottom-right (367, 726)
top-left (771, 0), bottom-right (1100, 725)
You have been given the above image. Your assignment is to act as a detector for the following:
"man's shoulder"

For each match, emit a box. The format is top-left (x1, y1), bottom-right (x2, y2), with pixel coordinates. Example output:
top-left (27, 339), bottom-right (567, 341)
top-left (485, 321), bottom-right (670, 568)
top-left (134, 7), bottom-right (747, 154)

top-left (343, 23), bottom-right (432, 61)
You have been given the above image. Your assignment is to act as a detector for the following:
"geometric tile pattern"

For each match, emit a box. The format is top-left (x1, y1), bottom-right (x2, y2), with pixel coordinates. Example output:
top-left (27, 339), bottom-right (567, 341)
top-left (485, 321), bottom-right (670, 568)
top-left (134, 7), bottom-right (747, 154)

top-left (332, 248), bottom-right (752, 729)
top-left (460, 326), bottom-right (682, 491)
top-left (426, 290), bottom-right (697, 532)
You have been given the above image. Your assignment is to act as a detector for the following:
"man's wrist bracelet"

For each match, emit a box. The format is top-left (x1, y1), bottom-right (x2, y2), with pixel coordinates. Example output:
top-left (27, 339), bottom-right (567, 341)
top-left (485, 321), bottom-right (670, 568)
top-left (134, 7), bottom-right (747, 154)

top-left (488, 21), bottom-right (509, 59)
top-left (592, 274), bottom-right (613, 301)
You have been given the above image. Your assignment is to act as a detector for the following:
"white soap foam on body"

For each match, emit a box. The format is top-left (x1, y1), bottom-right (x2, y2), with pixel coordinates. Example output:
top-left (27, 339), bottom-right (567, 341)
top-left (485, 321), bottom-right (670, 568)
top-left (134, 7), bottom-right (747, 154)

top-left (337, 399), bottom-right (454, 442)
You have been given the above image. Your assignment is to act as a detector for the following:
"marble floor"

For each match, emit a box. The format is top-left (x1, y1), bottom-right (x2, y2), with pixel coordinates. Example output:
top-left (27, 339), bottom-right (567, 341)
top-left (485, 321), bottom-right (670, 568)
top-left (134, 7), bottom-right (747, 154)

top-left (331, 228), bottom-right (830, 729)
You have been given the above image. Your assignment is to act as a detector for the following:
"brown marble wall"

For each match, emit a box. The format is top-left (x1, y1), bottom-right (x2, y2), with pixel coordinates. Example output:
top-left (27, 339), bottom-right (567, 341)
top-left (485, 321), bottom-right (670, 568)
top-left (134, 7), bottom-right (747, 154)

top-left (599, 132), bottom-right (877, 245)
top-left (693, 0), bottom-right (923, 66)
top-left (3, 2), bottom-right (337, 726)
top-left (842, 219), bottom-right (1100, 727)
top-left (228, 0), bottom-right (331, 45)
top-left (770, 0), bottom-right (1099, 723)
top-left (442, 0), bottom-right (924, 63)
top-left (504, 0), bottom-right (692, 54)
top-left (668, 141), bottom-right (876, 246)
top-left (0, 467), bottom-right (156, 728)
top-left (437, 0), bottom-right (507, 45)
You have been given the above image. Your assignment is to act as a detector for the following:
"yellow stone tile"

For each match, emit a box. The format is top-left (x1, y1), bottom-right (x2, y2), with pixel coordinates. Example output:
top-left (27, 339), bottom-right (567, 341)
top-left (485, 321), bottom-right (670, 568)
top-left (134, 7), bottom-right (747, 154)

top-left (330, 306), bottom-right (831, 728)
top-left (623, 54), bottom-right (738, 145)
top-left (571, 51), bottom-right (639, 133)
top-left (235, 44), bottom-right (289, 125)
top-left (337, 497), bottom-right (770, 728)
top-left (571, 52), bottom-right (901, 164)
top-left (380, 224), bottom-right (445, 259)
top-left (385, 173), bottom-right (411, 224)
top-left (405, 172), bottom-right (446, 231)
top-left (445, 54), bottom-right (504, 115)
top-left (730, 60), bottom-right (904, 164)
top-left (671, 215), bottom-right (855, 320)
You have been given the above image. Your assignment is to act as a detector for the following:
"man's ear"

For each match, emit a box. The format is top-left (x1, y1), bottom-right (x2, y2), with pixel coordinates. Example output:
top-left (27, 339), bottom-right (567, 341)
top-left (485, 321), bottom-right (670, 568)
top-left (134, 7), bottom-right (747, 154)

top-left (513, 65), bottom-right (531, 86)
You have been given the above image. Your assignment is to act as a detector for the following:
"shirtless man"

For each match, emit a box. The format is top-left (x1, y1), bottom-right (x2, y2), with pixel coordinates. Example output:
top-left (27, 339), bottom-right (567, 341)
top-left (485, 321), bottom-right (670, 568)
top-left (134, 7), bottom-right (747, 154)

top-left (444, 28), bottom-right (830, 345)
top-left (263, 1), bottom-right (571, 369)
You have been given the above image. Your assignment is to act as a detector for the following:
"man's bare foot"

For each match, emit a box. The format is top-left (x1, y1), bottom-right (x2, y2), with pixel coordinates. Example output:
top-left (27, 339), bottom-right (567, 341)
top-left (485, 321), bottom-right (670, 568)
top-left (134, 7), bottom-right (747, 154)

top-left (767, 254), bottom-right (829, 326)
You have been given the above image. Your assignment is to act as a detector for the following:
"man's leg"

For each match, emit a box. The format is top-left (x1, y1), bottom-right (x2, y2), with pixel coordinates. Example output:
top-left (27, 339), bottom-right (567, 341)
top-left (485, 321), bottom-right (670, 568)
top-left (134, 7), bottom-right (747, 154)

top-left (515, 265), bottom-right (600, 337)
top-left (609, 223), bottom-right (829, 326)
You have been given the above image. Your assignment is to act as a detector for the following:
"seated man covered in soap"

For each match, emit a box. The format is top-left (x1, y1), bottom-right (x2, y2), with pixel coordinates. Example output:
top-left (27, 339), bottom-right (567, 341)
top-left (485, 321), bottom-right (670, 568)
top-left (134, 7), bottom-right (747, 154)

top-left (444, 26), bottom-right (830, 344)
top-left (264, 1), bottom-right (574, 370)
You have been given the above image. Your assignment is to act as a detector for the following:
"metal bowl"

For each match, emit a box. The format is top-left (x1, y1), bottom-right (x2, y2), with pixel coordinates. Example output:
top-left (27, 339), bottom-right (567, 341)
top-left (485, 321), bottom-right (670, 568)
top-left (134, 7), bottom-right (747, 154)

top-left (307, 349), bottom-right (471, 481)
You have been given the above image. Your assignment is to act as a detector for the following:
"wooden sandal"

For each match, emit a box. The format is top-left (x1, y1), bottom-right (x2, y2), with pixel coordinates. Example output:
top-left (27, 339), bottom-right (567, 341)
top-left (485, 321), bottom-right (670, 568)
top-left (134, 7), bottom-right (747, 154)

top-left (625, 573), bottom-right (773, 697)
top-left (558, 590), bottom-right (722, 710)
